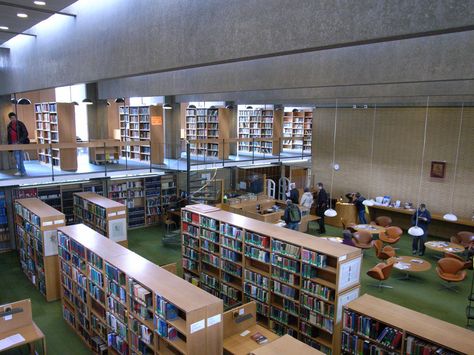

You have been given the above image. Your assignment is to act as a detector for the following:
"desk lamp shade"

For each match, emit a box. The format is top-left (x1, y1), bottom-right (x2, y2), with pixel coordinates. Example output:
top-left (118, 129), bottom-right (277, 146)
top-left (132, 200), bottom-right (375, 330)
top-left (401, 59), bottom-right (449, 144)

top-left (408, 226), bottom-right (424, 237)
top-left (363, 199), bottom-right (375, 206)
top-left (442, 213), bottom-right (458, 222)
top-left (324, 208), bottom-right (337, 217)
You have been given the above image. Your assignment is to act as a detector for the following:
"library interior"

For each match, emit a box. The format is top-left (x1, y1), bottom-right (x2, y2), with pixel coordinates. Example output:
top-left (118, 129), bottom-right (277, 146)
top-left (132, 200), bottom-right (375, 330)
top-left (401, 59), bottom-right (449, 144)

top-left (0, 1), bottom-right (473, 354)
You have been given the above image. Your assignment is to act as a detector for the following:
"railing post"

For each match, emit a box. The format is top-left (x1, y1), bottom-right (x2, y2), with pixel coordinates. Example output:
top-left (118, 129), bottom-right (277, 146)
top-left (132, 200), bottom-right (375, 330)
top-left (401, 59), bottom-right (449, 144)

top-left (125, 142), bottom-right (128, 171)
top-left (104, 142), bottom-right (108, 177)
top-left (149, 142), bottom-right (152, 173)
top-left (186, 142), bottom-right (191, 196)
top-left (252, 138), bottom-right (255, 164)
top-left (50, 143), bottom-right (54, 181)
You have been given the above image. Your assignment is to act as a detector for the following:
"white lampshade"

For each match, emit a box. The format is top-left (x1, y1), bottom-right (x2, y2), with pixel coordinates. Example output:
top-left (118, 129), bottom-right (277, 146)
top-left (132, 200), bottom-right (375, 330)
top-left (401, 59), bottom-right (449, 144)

top-left (362, 199), bottom-right (375, 206)
top-left (443, 213), bottom-right (458, 222)
top-left (408, 226), bottom-right (424, 237)
top-left (324, 208), bottom-right (337, 217)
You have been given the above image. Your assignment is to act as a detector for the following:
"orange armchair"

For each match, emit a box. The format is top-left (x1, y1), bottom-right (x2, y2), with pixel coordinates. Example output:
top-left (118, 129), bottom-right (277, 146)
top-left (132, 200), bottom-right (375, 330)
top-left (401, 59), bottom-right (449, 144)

top-left (371, 216), bottom-right (392, 227)
top-left (367, 259), bottom-right (395, 289)
top-left (443, 252), bottom-right (472, 270)
top-left (352, 230), bottom-right (373, 249)
top-left (450, 231), bottom-right (474, 248)
top-left (380, 226), bottom-right (402, 245)
top-left (373, 240), bottom-right (396, 260)
top-left (436, 257), bottom-right (467, 292)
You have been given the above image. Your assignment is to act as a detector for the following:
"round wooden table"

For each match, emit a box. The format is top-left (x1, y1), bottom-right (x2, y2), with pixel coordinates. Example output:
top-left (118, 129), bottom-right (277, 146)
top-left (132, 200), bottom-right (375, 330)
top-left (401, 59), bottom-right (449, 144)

top-left (424, 241), bottom-right (465, 254)
top-left (320, 237), bottom-right (343, 243)
top-left (353, 224), bottom-right (386, 235)
top-left (393, 255), bottom-right (431, 280)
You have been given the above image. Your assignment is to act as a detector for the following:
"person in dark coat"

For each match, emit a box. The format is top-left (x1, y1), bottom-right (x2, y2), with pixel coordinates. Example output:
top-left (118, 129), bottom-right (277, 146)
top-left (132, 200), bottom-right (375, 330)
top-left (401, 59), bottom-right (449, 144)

top-left (411, 203), bottom-right (431, 256)
top-left (354, 192), bottom-right (367, 224)
top-left (7, 112), bottom-right (29, 176)
top-left (289, 183), bottom-right (299, 204)
top-left (315, 182), bottom-right (328, 234)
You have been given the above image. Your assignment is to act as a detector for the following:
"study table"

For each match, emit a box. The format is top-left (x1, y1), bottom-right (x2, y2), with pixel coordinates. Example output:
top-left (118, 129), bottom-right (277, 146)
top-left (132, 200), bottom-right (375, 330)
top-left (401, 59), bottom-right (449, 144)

top-left (393, 256), bottom-right (431, 280)
top-left (424, 241), bottom-right (465, 258)
top-left (0, 299), bottom-right (46, 354)
top-left (368, 205), bottom-right (474, 239)
top-left (353, 224), bottom-right (386, 236)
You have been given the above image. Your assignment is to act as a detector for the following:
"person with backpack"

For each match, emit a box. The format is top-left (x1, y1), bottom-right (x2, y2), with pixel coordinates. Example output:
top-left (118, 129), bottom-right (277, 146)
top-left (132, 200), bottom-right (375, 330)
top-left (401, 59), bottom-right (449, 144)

top-left (7, 112), bottom-right (29, 176)
top-left (283, 199), bottom-right (301, 231)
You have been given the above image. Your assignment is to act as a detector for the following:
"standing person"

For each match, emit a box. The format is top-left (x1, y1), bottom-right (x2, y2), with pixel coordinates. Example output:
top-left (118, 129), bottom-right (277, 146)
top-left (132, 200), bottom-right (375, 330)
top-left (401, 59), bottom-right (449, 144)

top-left (288, 183), bottom-right (299, 204)
top-left (300, 187), bottom-right (313, 209)
top-left (315, 182), bottom-right (328, 234)
top-left (7, 112), bottom-right (29, 176)
top-left (411, 203), bottom-right (431, 256)
top-left (283, 199), bottom-right (301, 231)
top-left (354, 192), bottom-right (367, 224)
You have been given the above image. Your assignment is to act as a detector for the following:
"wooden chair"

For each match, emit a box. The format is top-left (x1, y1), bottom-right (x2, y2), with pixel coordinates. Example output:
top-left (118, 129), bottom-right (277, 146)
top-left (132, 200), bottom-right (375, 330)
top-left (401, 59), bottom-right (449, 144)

top-left (367, 259), bottom-right (395, 289)
top-left (436, 257), bottom-right (467, 292)
top-left (164, 211), bottom-right (177, 233)
top-left (352, 230), bottom-right (373, 250)
top-left (373, 240), bottom-right (396, 260)
top-left (379, 226), bottom-right (402, 245)
top-left (371, 216), bottom-right (392, 227)
top-left (450, 231), bottom-right (474, 248)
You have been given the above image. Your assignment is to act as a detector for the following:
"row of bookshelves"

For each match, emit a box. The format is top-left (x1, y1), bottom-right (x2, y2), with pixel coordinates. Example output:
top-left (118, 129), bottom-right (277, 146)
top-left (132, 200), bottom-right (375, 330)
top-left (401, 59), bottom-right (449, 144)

top-left (181, 205), bottom-right (362, 354)
top-left (58, 223), bottom-right (223, 355)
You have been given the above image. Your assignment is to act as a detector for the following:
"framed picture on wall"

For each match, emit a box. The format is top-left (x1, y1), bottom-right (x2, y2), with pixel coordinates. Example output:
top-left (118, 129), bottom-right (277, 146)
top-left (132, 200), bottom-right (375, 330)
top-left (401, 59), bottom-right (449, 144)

top-left (430, 161), bottom-right (446, 178)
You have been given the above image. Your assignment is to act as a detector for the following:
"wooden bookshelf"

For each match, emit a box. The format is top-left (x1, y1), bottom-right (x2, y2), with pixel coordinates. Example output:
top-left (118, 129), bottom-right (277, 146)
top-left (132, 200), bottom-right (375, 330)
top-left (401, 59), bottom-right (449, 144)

top-left (119, 105), bottom-right (164, 164)
top-left (342, 294), bottom-right (474, 355)
top-left (89, 140), bottom-right (120, 164)
top-left (34, 102), bottom-right (77, 170)
top-left (14, 198), bottom-right (65, 301)
top-left (237, 109), bottom-right (282, 155)
top-left (282, 109), bottom-right (312, 152)
top-left (58, 223), bottom-right (223, 355)
top-left (13, 180), bottom-right (104, 225)
top-left (251, 334), bottom-right (324, 355)
top-left (73, 192), bottom-right (128, 247)
top-left (0, 190), bottom-right (10, 252)
top-left (185, 107), bottom-right (231, 159)
top-left (107, 174), bottom-right (178, 228)
top-left (181, 204), bottom-right (362, 355)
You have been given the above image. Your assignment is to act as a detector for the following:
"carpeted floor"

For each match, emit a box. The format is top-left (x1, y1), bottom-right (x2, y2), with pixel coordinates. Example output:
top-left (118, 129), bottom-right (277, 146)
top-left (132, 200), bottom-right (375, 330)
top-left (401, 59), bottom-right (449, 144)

top-left (0, 223), bottom-right (471, 354)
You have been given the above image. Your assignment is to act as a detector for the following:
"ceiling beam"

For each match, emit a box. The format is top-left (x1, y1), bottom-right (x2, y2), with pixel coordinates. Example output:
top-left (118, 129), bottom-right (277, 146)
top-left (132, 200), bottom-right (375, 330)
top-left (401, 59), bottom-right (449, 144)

top-left (0, 1), bottom-right (76, 17)
top-left (0, 29), bottom-right (36, 37)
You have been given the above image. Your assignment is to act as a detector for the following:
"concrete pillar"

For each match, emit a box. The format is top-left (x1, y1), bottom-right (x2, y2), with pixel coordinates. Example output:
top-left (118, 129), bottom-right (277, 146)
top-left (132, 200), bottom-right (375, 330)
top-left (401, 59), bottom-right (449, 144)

top-left (86, 83), bottom-right (110, 140)
top-left (0, 95), bottom-right (14, 170)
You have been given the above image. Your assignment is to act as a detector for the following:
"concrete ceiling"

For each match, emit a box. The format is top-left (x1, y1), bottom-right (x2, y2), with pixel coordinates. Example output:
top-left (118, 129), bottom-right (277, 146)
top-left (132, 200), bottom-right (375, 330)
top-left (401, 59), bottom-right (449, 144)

top-left (0, 0), bottom-right (77, 45)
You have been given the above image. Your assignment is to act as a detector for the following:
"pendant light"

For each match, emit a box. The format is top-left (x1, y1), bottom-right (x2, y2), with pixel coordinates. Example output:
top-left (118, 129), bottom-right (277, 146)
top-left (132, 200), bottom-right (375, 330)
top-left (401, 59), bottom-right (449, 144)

top-left (17, 98), bottom-right (31, 105)
top-left (163, 103), bottom-right (172, 110)
top-left (408, 97), bottom-right (430, 237)
top-left (115, 97), bottom-right (125, 104)
top-left (82, 98), bottom-right (93, 105)
top-left (324, 100), bottom-right (338, 217)
top-left (443, 103), bottom-right (464, 222)
top-left (363, 104), bottom-right (376, 207)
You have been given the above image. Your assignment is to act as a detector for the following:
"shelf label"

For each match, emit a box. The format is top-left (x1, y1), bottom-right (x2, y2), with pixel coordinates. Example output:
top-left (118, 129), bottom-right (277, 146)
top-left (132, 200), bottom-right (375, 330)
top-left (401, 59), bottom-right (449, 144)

top-left (339, 255), bottom-right (347, 261)
top-left (54, 219), bottom-right (64, 225)
top-left (117, 210), bottom-right (126, 216)
top-left (207, 314), bottom-right (221, 327)
top-left (239, 308), bottom-right (245, 316)
top-left (108, 212), bottom-right (117, 217)
top-left (190, 319), bottom-right (205, 334)
top-left (43, 221), bottom-right (53, 226)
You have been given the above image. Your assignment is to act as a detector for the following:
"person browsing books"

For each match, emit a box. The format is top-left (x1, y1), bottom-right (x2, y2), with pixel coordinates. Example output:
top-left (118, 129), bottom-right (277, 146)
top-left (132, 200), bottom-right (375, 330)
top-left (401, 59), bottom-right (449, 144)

top-left (283, 199), bottom-right (301, 231)
top-left (300, 187), bottom-right (314, 209)
top-left (411, 203), bottom-right (431, 256)
top-left (7, 112), bottom-right (29, 176)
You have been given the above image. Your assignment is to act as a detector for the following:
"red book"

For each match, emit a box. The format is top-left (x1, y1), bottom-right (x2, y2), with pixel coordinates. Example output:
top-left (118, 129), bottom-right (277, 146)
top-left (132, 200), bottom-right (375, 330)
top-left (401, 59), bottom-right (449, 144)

top-left (251, 332), bottom-right (268, 345)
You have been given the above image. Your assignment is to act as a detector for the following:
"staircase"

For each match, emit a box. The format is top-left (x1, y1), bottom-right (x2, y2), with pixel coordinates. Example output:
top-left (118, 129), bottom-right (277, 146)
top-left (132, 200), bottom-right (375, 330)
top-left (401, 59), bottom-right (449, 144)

top-left (187, 169), bottom-right (222, 205)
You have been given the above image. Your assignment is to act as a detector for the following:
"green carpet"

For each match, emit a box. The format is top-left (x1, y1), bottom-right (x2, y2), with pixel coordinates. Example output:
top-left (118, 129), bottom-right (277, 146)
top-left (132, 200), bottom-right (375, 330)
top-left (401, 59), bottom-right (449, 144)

top-left (0, 223), bottom-right (471, 354)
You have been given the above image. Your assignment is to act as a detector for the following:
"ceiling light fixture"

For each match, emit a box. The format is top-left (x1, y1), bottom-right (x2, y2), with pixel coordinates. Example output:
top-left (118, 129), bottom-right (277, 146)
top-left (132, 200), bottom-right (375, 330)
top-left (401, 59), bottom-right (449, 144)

top-left (324, 99), bottom-right (339, 218)
top-left (114, 97), bottom-right (125, 103)
top-left (82, 98), bottom-right (93, 105)
top-left (225, 104), bottom-right (234, 110)
top-left (246, 106), bottom-right (253, 110)
top-left (443, 103), bottom-right (464, 222)
top-left (163, 103), bottom-right (172, 110)
top-left (34, 1), bottom-right (46, 5)
top-left (408, 97), bottom-right (430, 237)
top-left (17, 13), bottom-right (28, 18)
top-left (0, 26), bottom-right (9, 30)
top-left (188, 104), bottom-right (196, 109)
top-left (17, 98), bottom-right (31, 105)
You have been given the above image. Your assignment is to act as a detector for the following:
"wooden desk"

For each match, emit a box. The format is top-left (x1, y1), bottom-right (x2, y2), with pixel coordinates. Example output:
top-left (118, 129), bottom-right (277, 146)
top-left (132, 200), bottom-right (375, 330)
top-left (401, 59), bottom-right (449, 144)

top-left (369, 205), bottom-right (474, 239)
top-left (326, 202), bottom-right (357, 227)
top-left (224, 324), bottom-right (278, 355)
top-left (249, 334), bottom-right (324, 355)
top-left (223, 302), bottom-right (279, 355)
top-left (353, 224), bottom-right (385, 236)
top-left (424, 241), bottom-right (465, 254)
top-left (0, 299), bottom-right (46, 354)
top-left (393, 256), bottom-right (431, 280)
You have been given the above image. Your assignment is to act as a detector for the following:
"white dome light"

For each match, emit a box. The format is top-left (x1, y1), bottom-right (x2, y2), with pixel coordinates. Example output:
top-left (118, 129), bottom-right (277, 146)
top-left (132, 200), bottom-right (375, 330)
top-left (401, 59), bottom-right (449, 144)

top-left (443, 213), bottom-right (458, 222)
top-left (324, 208), bottom-right (337, 217)
top-left (408, 226), bottom-right (424, 237)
